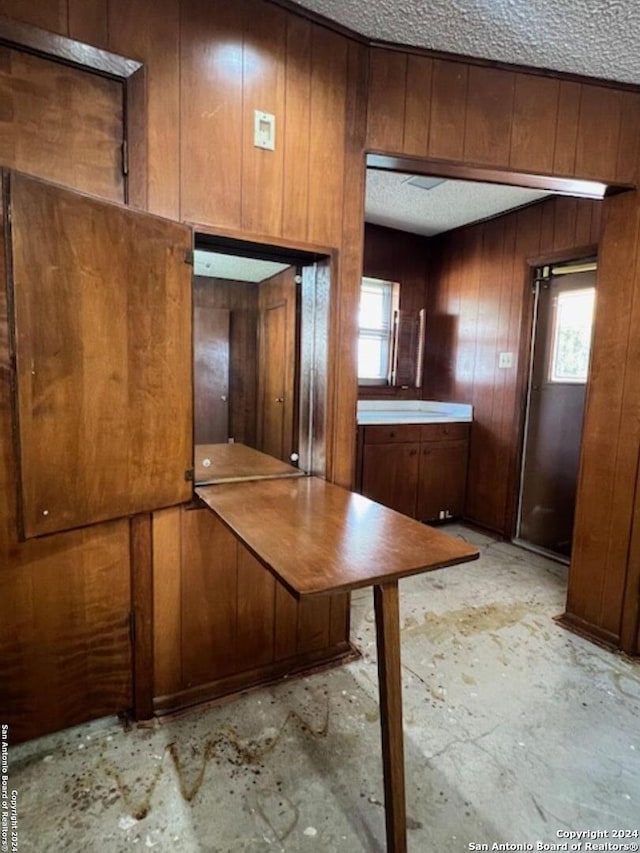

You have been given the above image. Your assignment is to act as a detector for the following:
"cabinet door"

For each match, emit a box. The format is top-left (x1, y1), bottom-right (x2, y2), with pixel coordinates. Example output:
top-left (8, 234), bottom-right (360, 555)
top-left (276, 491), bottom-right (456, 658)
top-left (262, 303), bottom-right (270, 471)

top-left (417, 440), bottom-right (468, 522)
top-left (361, 443), bottom-right (419, 517)
top-left (7, 171), bottom-right (193, 538)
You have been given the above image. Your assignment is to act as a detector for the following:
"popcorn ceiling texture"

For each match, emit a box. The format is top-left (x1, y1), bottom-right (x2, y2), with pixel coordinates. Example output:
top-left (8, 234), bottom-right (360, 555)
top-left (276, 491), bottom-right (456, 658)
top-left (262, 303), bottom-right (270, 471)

top-left (293, 0), bottom-right (640, 85)
top-left (365, 171), bottom-right (550, 236)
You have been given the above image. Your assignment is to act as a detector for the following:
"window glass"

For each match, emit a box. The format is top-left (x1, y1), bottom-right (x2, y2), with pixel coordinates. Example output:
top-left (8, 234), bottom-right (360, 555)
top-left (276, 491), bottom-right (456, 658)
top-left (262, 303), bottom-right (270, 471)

top-left (358, 277), bottom-right (396, 383)
top-left (549, 287), bottom-right (595, 383)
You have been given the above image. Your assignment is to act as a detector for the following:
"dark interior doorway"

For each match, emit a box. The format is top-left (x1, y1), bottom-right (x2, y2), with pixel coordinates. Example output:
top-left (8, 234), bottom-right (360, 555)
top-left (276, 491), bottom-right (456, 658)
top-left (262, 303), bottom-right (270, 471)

top-left (515, 259), bottom-right (597, 561)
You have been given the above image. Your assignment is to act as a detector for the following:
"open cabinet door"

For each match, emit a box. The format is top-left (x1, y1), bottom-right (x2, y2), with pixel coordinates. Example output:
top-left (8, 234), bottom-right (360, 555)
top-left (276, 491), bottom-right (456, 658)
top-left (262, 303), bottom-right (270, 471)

top-left (5, 171), bottom-right (193, 539)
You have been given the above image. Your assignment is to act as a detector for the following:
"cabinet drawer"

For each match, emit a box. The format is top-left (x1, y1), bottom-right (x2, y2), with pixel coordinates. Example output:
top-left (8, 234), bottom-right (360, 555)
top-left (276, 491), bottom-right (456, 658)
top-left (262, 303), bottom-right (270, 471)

top-left (420, 422), bottom-right (470, 442)
top-left (364, 424), bottom-right (422, 444)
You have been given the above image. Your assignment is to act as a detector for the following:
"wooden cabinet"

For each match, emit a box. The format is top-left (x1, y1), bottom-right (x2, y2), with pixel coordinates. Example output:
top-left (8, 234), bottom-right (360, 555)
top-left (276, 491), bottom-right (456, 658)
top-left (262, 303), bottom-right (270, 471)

top-left (153, 506), bottom-right (352, 713)
top-left (357, 422), bottom-right (470, 522)
top-left (361, 443), bottom-right (420, 516)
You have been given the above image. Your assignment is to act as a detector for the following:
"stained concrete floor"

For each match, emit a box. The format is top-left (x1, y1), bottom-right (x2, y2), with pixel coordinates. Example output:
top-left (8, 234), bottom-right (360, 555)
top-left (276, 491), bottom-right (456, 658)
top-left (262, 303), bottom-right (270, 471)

top-left (8, 526), bottom-right (640, 852)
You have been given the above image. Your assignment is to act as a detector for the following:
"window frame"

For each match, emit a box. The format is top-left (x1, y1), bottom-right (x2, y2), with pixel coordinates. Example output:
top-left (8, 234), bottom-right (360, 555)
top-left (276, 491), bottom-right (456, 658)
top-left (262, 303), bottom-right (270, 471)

top-left (357, 276), bottom-right (400, 386)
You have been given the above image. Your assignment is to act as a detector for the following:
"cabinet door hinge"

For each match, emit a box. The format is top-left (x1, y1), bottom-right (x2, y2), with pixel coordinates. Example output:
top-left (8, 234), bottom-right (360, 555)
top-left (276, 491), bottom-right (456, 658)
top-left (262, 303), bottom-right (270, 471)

top-left (184, 467), bottom-right (194, 482)
top-left (184, 250), bottom-right (194, 266)
top-left (121, 140), bottom-right (129, 177)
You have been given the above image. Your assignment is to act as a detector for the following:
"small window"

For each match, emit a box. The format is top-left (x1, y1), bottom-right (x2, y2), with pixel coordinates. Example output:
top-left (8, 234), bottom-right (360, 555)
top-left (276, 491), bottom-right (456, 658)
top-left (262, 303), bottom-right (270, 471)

top-left (358, 277), bottom-right (398, 384)
top-left (549, 287), bottom-right (596, 383)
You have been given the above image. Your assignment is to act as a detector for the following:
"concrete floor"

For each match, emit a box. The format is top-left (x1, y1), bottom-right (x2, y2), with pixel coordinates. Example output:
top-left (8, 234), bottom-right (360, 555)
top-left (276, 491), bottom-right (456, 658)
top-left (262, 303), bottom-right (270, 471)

top-left (7, 526), bottom-right (640, 852)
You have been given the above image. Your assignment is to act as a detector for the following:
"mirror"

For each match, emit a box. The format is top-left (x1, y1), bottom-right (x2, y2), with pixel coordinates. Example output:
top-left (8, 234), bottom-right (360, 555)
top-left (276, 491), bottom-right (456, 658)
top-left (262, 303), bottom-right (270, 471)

top-left (192, 238), bottom-right (329, 485)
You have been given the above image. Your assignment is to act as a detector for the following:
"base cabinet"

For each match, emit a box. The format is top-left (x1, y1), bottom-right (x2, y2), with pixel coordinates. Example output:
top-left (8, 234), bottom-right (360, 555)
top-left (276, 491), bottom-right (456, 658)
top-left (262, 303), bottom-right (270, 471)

top-left (357, 422), bottom-right (470, 522)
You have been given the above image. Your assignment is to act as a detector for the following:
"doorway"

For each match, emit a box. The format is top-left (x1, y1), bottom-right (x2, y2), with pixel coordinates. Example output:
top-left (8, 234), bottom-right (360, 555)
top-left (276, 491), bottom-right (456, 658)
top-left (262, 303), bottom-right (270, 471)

top-left (515, 259), bottom-right (597, 562)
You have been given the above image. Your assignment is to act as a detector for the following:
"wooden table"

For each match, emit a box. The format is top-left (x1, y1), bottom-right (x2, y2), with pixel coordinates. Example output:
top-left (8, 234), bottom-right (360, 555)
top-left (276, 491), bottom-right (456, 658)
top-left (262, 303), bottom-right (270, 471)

top-left (197, 476), bottom-right (479, 852)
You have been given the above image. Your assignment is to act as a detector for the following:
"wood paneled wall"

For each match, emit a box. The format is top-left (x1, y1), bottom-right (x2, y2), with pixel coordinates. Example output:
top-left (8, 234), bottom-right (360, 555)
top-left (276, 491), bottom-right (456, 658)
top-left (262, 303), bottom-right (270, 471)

top-left (193, 277), bottom-right (259, 447)
top-left (361, 223), bottom-right (430, 398)
top-left (367, 48), bottom-right (640, 186)
top-left (0, 0), bottom-right (366, 740)
top-left (1, 0), bottom-right (639, 743)
top-left (426, 196), bottom-right (603, 536)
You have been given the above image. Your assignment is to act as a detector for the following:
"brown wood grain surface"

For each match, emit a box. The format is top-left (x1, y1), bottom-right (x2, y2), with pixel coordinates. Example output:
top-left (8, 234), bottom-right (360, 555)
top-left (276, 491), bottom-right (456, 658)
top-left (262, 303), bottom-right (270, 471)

top-left (196, 477), bottom-right (479, 596)
top-left (130, 513), bottom-right (154, 719)
top-left (0, 45), bottom-right (124, 201)
top-left (9, 172), bottom-right (193, 537)
top-left (374, 580), bottom-right (407, 853)
top-left (241, 1), bottom-right (286, 235)
top-left (193, 277), bottom-right (259, 448)
top-left (426, 195), bottom-right (602, 537)
top-left (193, 305), bottom-right (230, 445)
top-left (180, 509), bottom-right (239, 687)
top-left (0, 39), bottom-right (134, 742)
top-left (195, 442), bottom-right (303, 484)
top-left (257, 267), bottom-right (297, 462)
top-left (367, 46), bottom-right (638, 185)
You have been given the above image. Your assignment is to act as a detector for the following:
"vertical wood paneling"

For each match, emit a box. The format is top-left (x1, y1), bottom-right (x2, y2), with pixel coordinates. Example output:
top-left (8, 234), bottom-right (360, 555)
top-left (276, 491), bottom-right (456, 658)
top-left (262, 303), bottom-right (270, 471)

top-left (553, 81), bottom-right (581, 176)
top-left (68, 0), bottom-right (108, 48)
top-left (501, 204), bottom-right (542, 535)
top-left (403, 55), bottom-right (432, 157)
top-left (428, 60), bottom-right (468, 162)
top-left (236, 547), bottom-right (276, 669)
top-left (282, 15), bottom-right (311, 241)
top-left (241, 0), bottom-right (286, 234)
top-left (180, 510), bottom-right (238, 687)
top-left (307, 26), bottom-right (348, 247)
top-left (366, 48), bottom-right (407, 152)
top-left (179, 0), bottom-right (244, 227)
top-left (616, 91), bottom-right (640, 185)
top-left (297, 597), bottom-right (331, 654)
top-left (0, 0), bottom-right (67, 33)
top-left (109, 0), bottom-right (181, 219)
top-left (463, 66), bottom-right (515, 167)
top-left (332, 39), bottom-right (368, 489)
top-left (509, 74), bottom-right (559, 174)
top-left (428, 196), bottom-right (602, 534)
top-left (571, 192), bottom-right (640, 636)
top-left (274, 584), bottom-right (299, 660)
top-left (152, 507), bottom-right (182, 697)
top-left (575, 201), bottom-right (594, 247)
top-left (553, 197), bottom-right (579, 250)
top-left (575, 85), bottom-right (622, 183)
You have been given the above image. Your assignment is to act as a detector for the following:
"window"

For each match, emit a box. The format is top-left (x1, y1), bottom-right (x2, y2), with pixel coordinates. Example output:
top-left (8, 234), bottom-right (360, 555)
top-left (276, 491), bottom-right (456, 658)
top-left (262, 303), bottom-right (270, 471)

top-left (549, 287), bottom-right (596, 383)
top-left (358, 277), bottom-right (398, 384)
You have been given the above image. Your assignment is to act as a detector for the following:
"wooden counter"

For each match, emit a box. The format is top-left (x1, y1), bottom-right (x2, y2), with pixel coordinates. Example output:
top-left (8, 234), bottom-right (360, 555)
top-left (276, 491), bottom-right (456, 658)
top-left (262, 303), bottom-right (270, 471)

top-left (197, 475), bottom-right (479, 853)
top-left (195, 442), bottom-right (304, 485)
top-left (196, 476), bottom-right (478, 596)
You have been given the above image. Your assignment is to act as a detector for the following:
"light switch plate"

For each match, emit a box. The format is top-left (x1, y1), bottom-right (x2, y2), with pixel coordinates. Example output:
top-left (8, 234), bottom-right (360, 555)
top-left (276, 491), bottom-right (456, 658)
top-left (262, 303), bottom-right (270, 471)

top-left (254, 110), bottom-right (275, 150)
top-left (499, 352), bottom-right (514, 369)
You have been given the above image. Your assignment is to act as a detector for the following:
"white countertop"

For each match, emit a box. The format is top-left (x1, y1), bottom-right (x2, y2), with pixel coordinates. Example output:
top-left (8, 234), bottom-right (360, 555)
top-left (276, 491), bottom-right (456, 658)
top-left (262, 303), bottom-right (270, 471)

top-left (357, 400), bottom-right (473, 425)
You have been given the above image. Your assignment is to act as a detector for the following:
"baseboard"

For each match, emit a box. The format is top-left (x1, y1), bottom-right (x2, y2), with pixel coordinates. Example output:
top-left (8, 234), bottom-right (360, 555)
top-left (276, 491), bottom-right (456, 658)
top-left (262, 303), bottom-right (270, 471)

top-left (152, 641), bottom-right (360, 717)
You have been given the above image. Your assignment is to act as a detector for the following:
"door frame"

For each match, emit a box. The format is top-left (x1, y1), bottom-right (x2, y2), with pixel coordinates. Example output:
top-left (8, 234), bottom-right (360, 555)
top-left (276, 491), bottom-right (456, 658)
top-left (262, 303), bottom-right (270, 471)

top-left (507, 245), bottom-right (599, 546)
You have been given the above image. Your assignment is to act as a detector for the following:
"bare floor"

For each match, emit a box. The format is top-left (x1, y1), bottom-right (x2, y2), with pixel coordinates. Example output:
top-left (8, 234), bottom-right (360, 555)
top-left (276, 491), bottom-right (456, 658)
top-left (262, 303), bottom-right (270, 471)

top-left (8, 526), bottom-right (640, 851)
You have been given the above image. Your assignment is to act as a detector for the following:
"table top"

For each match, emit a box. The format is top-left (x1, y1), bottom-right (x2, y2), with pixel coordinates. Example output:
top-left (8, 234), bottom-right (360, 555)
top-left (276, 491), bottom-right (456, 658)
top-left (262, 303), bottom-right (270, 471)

top-left (195, 442), bottom-right (304, 485)
top-left (196, 476), bottom-right (479, 596)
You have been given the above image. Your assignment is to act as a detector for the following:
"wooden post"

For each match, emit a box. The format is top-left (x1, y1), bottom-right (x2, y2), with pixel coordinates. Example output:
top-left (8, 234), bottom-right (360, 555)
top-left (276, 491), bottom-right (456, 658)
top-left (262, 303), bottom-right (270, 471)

top-left (374, 580), bottom-right (407, 853)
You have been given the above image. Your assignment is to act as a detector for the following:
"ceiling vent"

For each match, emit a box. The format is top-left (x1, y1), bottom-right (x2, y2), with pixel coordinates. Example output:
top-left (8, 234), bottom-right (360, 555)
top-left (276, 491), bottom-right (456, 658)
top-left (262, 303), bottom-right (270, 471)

top-left (403, 175), bottom-right (447, 191)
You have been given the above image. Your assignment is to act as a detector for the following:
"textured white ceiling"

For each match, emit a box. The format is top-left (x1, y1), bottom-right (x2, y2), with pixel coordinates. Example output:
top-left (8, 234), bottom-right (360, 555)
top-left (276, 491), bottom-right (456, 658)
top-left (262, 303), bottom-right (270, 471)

top-left (292, 0), bottom-right (640, 85)
top-left (366, 170), bottom-right (551, 235)
top-left (194, 251), bottom-right (290, 282)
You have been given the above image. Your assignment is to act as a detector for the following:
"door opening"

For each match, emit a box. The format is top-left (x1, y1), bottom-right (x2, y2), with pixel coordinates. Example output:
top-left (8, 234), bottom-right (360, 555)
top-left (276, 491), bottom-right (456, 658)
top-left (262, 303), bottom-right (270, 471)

top-left (515, 258), bottom-right (597, 563)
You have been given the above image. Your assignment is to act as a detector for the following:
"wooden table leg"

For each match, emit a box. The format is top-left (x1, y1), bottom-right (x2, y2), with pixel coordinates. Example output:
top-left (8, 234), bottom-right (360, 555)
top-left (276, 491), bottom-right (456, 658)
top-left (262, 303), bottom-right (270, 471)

top-left (374, 579), bottom-right (407, 853)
